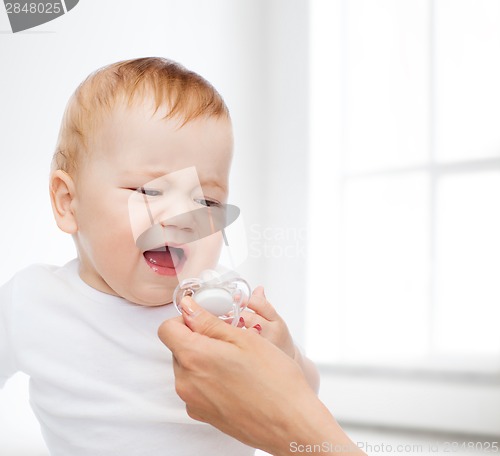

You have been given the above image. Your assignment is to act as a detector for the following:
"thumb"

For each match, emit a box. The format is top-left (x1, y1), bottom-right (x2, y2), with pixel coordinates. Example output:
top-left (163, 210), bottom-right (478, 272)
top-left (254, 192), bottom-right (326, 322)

top-left (252, 285), bottom-right (266, 298)
top-left (180, 296), bottom-right (240, 343)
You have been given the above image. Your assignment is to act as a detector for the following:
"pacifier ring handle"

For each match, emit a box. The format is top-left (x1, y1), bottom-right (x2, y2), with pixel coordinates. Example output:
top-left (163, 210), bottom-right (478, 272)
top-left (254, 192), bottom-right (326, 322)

top-left (173, 273), bottom-right (251, 326)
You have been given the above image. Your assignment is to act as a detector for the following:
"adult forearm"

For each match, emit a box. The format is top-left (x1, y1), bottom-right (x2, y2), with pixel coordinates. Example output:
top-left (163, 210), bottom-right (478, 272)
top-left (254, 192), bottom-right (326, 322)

top-left (293, 345), bottom-right (320, 394)
top-left (267, 395), bottom-right (364, 456)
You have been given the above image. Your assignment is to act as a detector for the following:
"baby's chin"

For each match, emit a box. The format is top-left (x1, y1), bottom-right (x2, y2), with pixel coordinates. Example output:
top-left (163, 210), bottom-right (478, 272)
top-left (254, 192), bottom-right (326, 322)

top-left (122, 285), bottom-right (177, 307)
top-left (118, 260), bottom-right (218, 306)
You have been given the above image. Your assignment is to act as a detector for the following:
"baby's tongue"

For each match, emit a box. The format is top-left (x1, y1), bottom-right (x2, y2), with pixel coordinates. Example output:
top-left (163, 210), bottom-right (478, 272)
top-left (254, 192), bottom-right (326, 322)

top-left (144, 249), bottom-right (176, 268)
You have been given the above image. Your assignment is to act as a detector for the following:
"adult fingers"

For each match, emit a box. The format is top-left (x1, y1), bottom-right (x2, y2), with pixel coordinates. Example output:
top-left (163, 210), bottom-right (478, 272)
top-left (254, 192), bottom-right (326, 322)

top-left (180, 296), bottom-right (242, 344)
top-left (157, 315), bottom-right (193, 353)
top-left (240, 310), bottom-right (265, 333)
top-left (246, 286), bottom-right (279, 321)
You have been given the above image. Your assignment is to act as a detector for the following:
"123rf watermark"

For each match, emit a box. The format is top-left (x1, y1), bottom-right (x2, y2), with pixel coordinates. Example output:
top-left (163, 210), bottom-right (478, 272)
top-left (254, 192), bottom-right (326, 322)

top-left (290, 440), bottom-right (500, 453)
top-left (249, 224), bottom-right (306, 259)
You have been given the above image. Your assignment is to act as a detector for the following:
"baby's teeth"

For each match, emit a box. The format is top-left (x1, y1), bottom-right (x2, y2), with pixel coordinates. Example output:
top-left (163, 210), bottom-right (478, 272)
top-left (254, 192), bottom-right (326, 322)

top-left (148, 257), bottom-right (158, 265)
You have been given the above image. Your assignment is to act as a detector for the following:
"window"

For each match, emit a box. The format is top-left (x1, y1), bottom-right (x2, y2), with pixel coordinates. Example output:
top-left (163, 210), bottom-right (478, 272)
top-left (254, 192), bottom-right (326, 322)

top-left (306, 0), bottom-right (500, 373)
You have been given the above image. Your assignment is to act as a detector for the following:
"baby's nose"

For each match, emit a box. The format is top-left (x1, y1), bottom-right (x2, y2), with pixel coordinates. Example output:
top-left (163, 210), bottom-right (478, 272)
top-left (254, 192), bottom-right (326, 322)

top-left (159, 205), bottom-right (228, 245)
top-left (160, 210), bottom-right (195, 232)
top-left (159, 209), bottom-right (200, 246)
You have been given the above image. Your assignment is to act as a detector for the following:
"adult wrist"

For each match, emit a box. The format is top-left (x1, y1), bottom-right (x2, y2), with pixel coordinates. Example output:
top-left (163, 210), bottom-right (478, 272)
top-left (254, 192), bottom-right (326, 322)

top-left (270, 396), bottom-right (364, 456)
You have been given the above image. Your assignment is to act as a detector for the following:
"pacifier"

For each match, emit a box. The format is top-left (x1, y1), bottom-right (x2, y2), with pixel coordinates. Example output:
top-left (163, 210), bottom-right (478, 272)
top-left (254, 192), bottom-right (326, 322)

top-left (173, 269), bottom-right (251, 326)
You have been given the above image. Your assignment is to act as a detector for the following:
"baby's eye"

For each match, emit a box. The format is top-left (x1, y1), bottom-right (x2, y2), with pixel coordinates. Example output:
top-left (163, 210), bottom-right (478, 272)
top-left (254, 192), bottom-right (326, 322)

top-left (134, 187), bottom-right (162, 197)
top-left (194, 198), bottom-right (222, 208)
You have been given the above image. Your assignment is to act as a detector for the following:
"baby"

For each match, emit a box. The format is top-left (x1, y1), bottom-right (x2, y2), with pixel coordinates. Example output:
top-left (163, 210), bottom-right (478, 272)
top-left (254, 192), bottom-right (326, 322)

top-left (0, 57), bottom-right (318, 456)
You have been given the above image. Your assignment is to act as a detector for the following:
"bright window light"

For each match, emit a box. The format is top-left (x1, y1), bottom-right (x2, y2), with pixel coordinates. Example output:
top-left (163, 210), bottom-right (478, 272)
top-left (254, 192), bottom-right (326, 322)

top-left (436, 171), bottom-right (500, 357)
top-left (307, 0), bottom-right (500, 372)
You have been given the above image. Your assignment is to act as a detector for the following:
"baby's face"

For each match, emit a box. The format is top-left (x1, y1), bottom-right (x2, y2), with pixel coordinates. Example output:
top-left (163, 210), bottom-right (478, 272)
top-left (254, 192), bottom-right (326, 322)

top-left (71, 102), bottom-right (233, 306)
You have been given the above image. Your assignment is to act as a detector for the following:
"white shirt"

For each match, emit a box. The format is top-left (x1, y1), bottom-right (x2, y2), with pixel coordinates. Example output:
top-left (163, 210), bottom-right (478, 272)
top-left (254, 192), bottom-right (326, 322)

top-left (0, 260), bottom-right (255, 456)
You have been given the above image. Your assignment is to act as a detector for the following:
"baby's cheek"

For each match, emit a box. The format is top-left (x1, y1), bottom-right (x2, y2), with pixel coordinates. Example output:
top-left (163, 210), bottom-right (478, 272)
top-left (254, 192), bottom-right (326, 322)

top-left (201, 234), bottom-right (223, 264)
top-left (127, 201), bottom-right (156, 244)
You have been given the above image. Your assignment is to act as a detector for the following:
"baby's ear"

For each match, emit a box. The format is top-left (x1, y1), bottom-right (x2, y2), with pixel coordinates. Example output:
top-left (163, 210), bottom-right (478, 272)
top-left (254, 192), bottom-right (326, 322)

top-left (49, 170), bottom-right (78, 234)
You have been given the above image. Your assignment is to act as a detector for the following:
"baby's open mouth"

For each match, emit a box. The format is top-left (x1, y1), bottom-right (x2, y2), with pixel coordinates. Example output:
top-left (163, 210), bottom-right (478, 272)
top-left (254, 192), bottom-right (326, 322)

top-left (143, 246), bottom-right (187, 275)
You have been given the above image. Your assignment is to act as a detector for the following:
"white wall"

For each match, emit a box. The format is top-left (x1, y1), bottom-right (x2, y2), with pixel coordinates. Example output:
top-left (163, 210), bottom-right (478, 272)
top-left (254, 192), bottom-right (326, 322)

top-left (0, 0), bottom-right (309, 334)
top-left (260, 0), bottom-right (310, 344)
top-left (0, 0), bottom-right (310, 452)
top-left (0, 0), bottom-right (271, 284)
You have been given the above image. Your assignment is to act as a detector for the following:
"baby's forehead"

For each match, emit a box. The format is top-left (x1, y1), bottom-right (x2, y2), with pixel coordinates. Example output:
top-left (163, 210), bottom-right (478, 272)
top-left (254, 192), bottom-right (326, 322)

top-left (91, 100), bottom-right (228, 144)
top-left (83, 103), bottom-right (232, 184)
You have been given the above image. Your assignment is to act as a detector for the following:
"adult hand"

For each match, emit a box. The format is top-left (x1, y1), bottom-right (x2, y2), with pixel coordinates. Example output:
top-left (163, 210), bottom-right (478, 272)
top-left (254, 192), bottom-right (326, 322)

top-left (158, 297), bottom-right (364, 456)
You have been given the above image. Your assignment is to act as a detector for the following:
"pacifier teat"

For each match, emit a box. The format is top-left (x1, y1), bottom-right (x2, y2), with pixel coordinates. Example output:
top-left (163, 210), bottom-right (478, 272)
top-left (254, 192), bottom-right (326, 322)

top-left (173, 269), bottom-right (250, 326)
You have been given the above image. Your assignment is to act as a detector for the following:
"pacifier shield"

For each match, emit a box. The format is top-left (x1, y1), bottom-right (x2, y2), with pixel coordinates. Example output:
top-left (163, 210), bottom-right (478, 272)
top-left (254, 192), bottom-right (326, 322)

top-left (191, 288), bottom-right (234, 316)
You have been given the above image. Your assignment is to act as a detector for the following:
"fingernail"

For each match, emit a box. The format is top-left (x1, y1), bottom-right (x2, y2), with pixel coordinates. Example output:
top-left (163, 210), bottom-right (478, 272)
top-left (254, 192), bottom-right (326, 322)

top-left (236, 317), bottom-right (245, 328)
top-left (252, 324), bottom-right (262, 334)
top-left (181, 297), bottom-right (194, 315)
top-left (181, 305), bottom-right (194, 316)
top-left (181, 297), bottom-right (197, 317)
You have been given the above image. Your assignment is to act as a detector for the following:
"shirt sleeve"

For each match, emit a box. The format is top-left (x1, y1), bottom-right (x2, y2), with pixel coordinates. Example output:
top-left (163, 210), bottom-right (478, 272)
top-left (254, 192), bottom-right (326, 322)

top-left (0, 278), bottom-right (18, 388)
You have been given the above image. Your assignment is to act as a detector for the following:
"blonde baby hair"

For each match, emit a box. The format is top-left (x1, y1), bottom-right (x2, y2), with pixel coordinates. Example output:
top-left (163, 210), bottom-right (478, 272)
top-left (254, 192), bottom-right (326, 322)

top-left (51, 57), bottom-right (229, 174)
